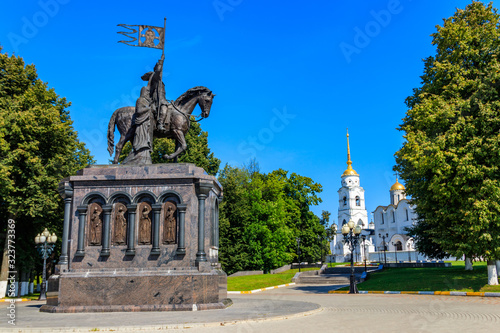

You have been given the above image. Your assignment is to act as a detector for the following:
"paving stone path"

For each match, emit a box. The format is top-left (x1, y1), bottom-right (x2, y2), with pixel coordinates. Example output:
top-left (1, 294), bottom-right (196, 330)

top-left (1, 284), bottom-right (498, 332)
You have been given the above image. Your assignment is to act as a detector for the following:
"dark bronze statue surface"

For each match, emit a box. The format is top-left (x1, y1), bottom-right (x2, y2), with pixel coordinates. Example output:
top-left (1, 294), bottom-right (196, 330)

top-left (113, 203), bottom-right (127, 245)
top-left (88, 203), bottom-right (103, 246)
top-left (163, 201), bottom-right (177, 244)
top-left (138, 202), bottom-right (152, 245)
top-left (109, 24), bottom-right (215, 165)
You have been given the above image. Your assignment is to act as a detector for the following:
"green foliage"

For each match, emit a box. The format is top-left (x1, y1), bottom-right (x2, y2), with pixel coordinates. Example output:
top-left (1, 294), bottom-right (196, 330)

top-left (395, 2), bottom-right (500, 261)
top-left (119, 121), bottom-right (220, 176)
top-left (0, 48), bottom-right (94, 274)
top-left (218, 163), bottom-right (325, 274)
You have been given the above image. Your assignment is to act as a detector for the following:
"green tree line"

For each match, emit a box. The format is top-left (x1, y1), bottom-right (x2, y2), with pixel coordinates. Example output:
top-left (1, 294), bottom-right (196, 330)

top-left (0, 46), bottom-right (94, 290)
top-left (218, 162), bottom-right (329, 275)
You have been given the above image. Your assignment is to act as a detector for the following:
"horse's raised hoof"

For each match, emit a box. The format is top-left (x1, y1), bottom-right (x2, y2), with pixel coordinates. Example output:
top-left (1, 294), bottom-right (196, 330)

top-left (162, 154), bottom-right (174, 160)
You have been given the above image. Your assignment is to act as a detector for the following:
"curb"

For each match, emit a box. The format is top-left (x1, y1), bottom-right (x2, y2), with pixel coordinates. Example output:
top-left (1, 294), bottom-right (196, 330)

top-left (328, 290), bottom-right (500, 297)
top-left (228, 283), bottom-right (296, 294)
top-left (0, 298), bottom-right (31, 302)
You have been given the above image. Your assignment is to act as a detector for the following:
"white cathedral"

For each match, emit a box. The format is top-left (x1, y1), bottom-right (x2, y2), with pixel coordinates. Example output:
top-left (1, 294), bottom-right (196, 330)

top-left (330, 131), bottom-right (418, 263)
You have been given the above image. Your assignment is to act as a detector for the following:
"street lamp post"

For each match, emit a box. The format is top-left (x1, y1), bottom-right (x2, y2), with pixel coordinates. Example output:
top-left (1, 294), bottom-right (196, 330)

top-left (342, 219), bottom-right (361, 294)
top-left (329, 224), bottom-right (337, 267)
top-left (34, 228), bottom-right (57, 301)
top-left (407, 243), bottom-right (412, 262)
top-left (296, 237), bottom-right (301, 273)
top-left (392, 242), bottom-right (398, 264)
top-left (361, 235), bottom-right (367, 272)
top-left (379, 233), bottom-right (388, 265)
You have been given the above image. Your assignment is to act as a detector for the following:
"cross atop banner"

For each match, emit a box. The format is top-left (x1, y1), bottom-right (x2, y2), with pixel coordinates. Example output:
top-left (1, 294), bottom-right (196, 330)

top-left (118, 18), bottom-right (166, 53)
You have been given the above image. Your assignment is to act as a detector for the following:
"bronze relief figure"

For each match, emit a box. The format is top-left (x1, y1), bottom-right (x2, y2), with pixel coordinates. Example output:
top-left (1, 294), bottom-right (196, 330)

top-left (113, 203), bottom-right (128, 245)
top-left (88, 203), bottom-right (103, 246)
top-left (163, 201), bottom-right (177, 244)
top-left (138, 202), bottom-right (152, 245)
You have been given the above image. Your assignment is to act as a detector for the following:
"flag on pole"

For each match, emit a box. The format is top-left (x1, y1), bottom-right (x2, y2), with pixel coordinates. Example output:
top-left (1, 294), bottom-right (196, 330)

top-left (117, 23), bottom-right (165, 50)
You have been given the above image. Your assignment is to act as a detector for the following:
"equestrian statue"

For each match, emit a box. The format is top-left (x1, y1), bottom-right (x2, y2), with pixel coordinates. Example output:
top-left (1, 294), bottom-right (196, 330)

top-left (108, 21), bottom-right (215, 165)
top-left (107, 56), bottom-right (215, 165)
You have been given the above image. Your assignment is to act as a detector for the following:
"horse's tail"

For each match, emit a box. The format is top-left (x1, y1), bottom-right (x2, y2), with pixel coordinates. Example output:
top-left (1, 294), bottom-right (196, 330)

top-left (107, 108), bottom-right (119, 156)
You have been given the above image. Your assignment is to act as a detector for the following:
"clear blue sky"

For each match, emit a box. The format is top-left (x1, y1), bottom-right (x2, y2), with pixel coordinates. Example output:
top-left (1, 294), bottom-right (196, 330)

top-left (1, 0), bottom-right (491, 223)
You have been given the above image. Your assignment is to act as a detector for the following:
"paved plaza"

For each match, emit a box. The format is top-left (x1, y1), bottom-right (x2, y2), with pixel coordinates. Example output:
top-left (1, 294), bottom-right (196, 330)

top-left (2, 285), bottom-right (499, 333)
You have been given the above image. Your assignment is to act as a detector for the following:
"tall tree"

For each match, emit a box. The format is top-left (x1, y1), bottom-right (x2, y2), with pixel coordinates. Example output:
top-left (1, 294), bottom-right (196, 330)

top-left (0, 47), bottom-right (94, 295)
top-left (218, 164), bottom-right (324, 274)
top-left (218, 164), bottom-right (253, 274)
top-left (395, 2), bottom-right (500, 284)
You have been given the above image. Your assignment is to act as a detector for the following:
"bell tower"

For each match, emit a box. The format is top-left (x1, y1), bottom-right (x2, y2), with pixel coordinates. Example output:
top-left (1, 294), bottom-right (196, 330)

top-left (337, 129), bottom-right (368, 229)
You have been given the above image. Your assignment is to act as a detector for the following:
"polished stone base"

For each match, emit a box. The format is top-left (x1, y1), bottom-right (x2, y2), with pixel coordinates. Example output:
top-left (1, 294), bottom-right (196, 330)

top-left (41, 268), bottom-right (230, 313)
top-left (40, 300), bottom-right (232, 313)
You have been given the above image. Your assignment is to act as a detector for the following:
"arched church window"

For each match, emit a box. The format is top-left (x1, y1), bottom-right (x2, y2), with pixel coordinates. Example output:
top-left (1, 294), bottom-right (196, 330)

top-left (381, 213), bottom-right (384, 224)
top-left (355, 196), bottom-right (360, 206)
top-left (395, 241), bottom-right (403, 251)
top-left (392, 211), bottom-right (395, 223)
top-left (343, 196), bottom-right (347, 206)
top-left (405, 209), bottom-right (409, 221)
top-left (342, 219), bottom-right (347, 225)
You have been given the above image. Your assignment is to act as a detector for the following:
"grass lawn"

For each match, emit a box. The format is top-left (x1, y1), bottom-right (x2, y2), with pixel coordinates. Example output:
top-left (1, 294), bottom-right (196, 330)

top-left (341, 261), bottom-right (500, 292)
top-left (227, 268), bottom-right (319, 291)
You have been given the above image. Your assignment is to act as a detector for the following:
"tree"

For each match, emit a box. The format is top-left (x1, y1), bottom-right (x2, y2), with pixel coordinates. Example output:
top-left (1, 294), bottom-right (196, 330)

top-left (0, 47), bottom-right (94, 295)
top-left (218, 163), bottom-right (325, 274)
top-left (118, 121), bottom-right (220, 176)
top-left (395, 2), bottom-right (500, 284)
top-left (218, 164), bottom-right (253, 274)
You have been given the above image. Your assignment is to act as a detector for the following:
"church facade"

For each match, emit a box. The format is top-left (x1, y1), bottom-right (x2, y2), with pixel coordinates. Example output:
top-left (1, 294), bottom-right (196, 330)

top-left (372, 178), bottom-right (418, 254)
top-left (329, 131), bottom-right (420, 263)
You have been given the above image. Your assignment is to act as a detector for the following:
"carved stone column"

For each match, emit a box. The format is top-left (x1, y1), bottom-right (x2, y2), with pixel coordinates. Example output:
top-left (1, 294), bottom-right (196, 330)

top-left (176, 204), bottom-right (187, 255)
top-left (126, 203), bottom-right (137, 256)
top-left (75, 206), bottom-right (87, 257)
top-left (100, 205), bottom-right (113, 257)
top-left (151, 204), bottom-right (162, 255)
top-left (57, 182), bottom-right (73, 266)
top-left (195, 181), bottom-right (212, 263)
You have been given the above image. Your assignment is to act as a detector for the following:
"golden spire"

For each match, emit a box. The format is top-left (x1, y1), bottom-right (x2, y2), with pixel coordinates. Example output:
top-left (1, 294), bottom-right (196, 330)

top-left (342, 128), bottom-right (358, 177)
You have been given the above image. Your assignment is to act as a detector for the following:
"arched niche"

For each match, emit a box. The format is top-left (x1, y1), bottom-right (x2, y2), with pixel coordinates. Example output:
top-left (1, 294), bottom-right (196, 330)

top-left (81, 192), bottom-right (106, 206)
top-left (158, 190), bottom-right (183, 204)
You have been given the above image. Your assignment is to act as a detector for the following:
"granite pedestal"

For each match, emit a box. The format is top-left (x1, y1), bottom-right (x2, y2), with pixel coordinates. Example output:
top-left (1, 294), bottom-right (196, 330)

top-left (41, 163), bottom-right (230, 313)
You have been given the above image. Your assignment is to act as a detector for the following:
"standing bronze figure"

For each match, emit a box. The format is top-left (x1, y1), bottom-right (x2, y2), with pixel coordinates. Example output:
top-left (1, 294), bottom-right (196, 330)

top-left (163, 202), bottom-right (177, 244)
top-left (88, 203), bottom-right (103, 246)
top-left (113, 203), bottom-right (127, 245)
top-left (138, 203), bottom-right (152, 245)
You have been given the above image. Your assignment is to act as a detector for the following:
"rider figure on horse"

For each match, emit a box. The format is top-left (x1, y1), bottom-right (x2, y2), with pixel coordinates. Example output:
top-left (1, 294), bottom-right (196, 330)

top-left (141, 54), bottom-right (171, 133)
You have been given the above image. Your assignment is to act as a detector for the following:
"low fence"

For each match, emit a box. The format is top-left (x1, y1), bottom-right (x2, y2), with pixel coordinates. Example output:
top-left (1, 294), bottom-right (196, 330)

top-left (328, 251), bottom-right (457, 264)
top-left (229, 263), bottom-right (304, 277)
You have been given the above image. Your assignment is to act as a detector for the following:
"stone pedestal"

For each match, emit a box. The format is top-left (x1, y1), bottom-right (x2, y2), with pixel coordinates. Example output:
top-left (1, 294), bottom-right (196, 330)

top-left (41, 163), bottom-right (229, 313)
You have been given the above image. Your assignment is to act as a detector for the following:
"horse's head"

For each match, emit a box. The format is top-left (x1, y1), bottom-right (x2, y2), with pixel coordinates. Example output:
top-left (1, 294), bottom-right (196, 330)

top-left (197, 89), bottom-right (215, 118)
top-left (175, 86), bottom-right (215, 118)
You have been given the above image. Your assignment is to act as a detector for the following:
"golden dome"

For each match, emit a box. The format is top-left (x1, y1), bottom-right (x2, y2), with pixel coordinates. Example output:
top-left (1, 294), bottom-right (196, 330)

top-left (342, 129), bottom-right (359, 177)
top-left (390, 179), bottom-right (405, 191)
top-left (342, 165), bottom-right (359, 177)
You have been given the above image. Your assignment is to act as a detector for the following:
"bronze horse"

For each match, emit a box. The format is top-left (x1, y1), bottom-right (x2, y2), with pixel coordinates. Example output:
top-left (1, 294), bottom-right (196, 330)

top-left (107, 86), bottom-right (214, 164)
